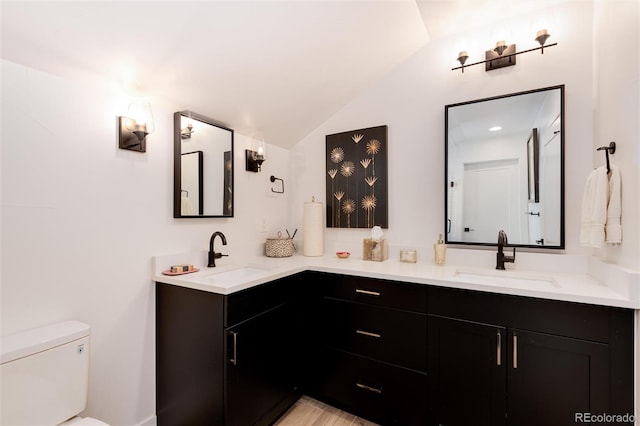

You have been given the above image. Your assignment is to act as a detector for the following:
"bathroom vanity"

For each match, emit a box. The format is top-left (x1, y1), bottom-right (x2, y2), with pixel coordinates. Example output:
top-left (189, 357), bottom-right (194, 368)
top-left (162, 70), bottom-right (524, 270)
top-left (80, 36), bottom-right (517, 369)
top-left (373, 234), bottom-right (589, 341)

top-left (156, 273), bottom-right (306, 425)
top-left (154, 254), bottom-right (636, 426)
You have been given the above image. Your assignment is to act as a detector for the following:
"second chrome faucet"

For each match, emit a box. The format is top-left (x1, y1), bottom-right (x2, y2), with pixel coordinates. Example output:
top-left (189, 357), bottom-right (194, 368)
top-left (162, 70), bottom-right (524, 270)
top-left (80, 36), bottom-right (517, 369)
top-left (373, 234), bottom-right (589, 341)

top-left (208, 231), bottom-right (228, 267)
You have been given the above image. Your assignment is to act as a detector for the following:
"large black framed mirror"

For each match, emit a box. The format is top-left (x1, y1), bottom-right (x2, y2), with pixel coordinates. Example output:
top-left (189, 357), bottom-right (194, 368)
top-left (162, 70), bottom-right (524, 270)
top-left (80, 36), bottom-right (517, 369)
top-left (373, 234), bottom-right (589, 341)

top-left (174, 111), bottom-right (234, 218)
top-left (445, 85), bottom-right (564, 249)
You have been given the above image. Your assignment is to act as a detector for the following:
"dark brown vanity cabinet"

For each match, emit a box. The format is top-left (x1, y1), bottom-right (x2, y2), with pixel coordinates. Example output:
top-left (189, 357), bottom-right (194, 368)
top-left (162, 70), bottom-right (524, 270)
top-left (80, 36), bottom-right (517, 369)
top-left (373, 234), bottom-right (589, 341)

top-left (427, 287), bottom-right (634, 426)
top-left (305, 273), bottom-right (429, 425)
top-left (157, 271), bottom-right (634, 426)
top-left (156, 274), bottom-right (305, 426)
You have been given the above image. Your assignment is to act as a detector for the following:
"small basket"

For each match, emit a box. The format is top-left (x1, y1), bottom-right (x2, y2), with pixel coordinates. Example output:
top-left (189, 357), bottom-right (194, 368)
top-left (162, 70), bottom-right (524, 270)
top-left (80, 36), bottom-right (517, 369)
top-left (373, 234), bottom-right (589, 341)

top-left (265, 232), bottom-right (295, 258)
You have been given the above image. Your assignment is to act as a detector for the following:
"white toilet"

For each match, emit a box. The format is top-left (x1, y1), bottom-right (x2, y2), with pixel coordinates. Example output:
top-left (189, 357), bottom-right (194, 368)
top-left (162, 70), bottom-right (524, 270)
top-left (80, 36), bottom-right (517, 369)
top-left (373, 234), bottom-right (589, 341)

top-left (1, 321), bottom-right (109, 425)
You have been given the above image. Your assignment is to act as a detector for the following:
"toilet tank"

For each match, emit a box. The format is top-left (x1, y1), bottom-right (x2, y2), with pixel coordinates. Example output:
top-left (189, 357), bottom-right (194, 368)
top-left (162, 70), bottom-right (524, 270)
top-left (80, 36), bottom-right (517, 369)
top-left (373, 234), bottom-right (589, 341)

top-left (1, 321), bottom-right (91, 426)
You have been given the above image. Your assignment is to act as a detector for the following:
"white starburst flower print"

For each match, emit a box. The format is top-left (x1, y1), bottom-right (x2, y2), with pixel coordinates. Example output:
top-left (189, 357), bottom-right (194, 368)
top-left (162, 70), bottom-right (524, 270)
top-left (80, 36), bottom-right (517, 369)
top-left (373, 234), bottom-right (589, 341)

top-left (366, 139), bottom-right (381, 155)
top-left (330, 147), bottom-right (344, 163)
top-left (342, 199), bottom-right (355, 214)
top-left (361, 195), bottom-right (376, 211)
top-left (340, 161), bottom-right (355, 177)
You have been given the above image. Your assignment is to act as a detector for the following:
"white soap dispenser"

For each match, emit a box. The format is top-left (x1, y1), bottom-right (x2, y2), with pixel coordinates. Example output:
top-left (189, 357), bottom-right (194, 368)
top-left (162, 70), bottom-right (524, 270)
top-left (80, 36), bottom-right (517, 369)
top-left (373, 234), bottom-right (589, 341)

top-left (434, 234), bottom-right (447, 265)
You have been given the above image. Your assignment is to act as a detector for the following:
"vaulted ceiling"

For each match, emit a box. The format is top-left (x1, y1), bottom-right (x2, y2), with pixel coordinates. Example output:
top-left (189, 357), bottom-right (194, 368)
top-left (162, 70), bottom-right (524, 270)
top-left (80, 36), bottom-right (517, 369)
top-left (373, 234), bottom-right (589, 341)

top-left (1, 1), bottom-right (565, 148)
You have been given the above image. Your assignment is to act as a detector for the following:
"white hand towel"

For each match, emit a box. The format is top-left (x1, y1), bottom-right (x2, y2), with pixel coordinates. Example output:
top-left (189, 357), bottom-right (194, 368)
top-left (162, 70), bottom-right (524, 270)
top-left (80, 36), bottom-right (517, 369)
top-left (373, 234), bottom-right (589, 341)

top-left (605, 165), bottom-right (622, 245)
top-left (580, 166), bottom-right (608, 248)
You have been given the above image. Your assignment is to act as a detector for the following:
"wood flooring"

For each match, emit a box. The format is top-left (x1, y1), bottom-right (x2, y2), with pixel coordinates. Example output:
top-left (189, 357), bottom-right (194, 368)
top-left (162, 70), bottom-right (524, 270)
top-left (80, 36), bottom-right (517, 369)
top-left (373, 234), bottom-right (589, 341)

top-left (274, 396), bottom-right (379, 426)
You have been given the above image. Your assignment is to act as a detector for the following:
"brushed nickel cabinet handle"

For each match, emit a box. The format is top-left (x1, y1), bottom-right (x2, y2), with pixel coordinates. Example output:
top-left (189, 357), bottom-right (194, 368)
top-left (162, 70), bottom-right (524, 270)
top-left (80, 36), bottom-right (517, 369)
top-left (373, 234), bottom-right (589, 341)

top-left (513, 333), bottom-right (518, 369)
top-left (228, 331), bottom-right (238, 366)
top-left (497, 331), bottom-right (502, 366)
top-left (356, 382), bottom-right (383, 394)
top-left (355, 289), bottom-right (381, 296)
top-left (356, 329), bottom-right (382, 338)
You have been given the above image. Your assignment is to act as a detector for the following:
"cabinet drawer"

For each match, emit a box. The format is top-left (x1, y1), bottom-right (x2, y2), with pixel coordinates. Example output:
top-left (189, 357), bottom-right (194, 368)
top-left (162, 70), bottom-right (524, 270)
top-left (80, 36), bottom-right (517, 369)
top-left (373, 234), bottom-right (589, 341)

top-left (318, 273), bottom-right (427, 313)
top-left (428, 287), bottom-right (611, 343)
top-left (225, 273), bottom-right (302, 327)
top-left (320, 298), bottom-right (427, 372)
top-left (308, 348), bottom-right (427, 426)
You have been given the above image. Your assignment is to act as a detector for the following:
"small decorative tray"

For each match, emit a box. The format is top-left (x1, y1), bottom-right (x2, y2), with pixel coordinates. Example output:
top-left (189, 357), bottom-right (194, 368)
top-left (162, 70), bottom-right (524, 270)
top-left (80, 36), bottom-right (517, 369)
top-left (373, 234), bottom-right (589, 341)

top-left (162, 268), bottom-right (200, 276)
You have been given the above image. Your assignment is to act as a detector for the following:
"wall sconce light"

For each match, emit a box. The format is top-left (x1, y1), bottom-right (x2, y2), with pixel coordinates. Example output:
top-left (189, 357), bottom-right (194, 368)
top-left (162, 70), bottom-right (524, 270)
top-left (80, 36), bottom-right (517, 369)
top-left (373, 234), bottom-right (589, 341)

top-left (457, 51), bottom-right (469, 73)
top-left (453, 29), bottom-right (557, 73)
top-left (181, 123), bottom-right (195, 140)
top-left (118, 102), bottom-right (154, 152)
top-left (245, 141), bottom-right (266, 172)
top-left (535, 29), bottom-right (551, 53)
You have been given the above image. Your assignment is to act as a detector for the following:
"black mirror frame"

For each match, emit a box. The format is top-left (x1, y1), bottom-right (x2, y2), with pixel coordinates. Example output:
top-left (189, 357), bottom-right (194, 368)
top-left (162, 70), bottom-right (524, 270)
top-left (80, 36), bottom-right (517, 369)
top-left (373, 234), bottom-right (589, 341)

top-left (173, 111), bottom-right (234, 218)
top-left (444, 85), bottom-right (565, 249)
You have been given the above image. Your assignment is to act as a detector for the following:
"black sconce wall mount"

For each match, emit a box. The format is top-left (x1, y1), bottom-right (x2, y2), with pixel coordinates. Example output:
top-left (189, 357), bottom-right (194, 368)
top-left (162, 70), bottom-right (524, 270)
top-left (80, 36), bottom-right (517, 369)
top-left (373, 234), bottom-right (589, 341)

top-left (246, 140), bottom-right (267, 172)
top-left (245, 149), bottom-right (266, 172)
top-left (118, 102), bottom-right (154, 153)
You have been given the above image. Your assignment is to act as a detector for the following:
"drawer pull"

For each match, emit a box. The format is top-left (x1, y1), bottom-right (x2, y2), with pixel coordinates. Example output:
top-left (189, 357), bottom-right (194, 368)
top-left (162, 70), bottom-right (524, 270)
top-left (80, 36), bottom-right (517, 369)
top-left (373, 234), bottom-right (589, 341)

top-left (356, 382), bottom-right (383, 394)
top-left (228, 331), bottom-right (238, 366)
top-left (356, 329), bottom-right (381, 338)
top-left (496, 330), bottom-right (502, 366)
top-left (355, 289), bottom-right (381, 297)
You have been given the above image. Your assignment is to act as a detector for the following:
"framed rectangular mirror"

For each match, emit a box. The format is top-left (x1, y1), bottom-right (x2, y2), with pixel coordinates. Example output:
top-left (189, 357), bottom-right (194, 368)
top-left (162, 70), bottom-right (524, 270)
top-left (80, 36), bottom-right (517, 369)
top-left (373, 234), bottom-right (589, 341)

top-left (445, 85), bottom-right (564, 248)
top-left (174, 111), bottom-right (234, 218)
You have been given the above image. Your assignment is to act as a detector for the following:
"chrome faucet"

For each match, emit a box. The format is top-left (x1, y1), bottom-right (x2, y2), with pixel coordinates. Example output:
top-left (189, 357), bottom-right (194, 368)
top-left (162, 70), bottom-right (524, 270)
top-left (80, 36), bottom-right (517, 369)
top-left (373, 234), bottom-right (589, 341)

top-left (208, 231), bottom-right (228, 267)
top-left (496, 230), bottom-right (516, 270)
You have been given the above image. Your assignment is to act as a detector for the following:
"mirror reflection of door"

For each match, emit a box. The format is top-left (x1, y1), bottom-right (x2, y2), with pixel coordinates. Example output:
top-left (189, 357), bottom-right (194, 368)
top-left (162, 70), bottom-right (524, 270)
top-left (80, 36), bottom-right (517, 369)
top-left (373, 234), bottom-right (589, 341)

top-left (462, 159), bottom-right (521, 243)
top-left (181, 151), bottom-right (203, 215)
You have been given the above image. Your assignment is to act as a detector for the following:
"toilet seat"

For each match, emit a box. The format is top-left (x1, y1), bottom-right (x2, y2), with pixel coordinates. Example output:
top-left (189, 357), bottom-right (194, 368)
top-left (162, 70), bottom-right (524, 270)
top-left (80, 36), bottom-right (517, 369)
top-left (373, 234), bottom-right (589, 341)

top-left (60, 416), bottom-right (109, 425)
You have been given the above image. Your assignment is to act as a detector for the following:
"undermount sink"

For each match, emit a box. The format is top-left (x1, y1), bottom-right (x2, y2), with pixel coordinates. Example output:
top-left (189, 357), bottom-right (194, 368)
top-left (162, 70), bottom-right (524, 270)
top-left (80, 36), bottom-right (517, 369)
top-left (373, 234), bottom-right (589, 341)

top-left (453, 268), bottom-right (559, 288)
top-left (203, 265), bottom-right (271, 282)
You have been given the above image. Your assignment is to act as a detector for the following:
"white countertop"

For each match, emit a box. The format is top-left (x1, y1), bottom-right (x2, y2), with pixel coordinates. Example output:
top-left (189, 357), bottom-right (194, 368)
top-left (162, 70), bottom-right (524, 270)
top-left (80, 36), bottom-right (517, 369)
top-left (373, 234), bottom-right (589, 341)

top-left (152, 252), bottom-right (640, 309)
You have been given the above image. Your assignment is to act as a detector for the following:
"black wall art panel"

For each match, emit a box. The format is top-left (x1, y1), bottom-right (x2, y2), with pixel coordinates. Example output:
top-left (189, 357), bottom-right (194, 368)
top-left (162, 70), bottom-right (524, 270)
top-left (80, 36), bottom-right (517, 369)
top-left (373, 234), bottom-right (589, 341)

top-left (326, 125), bottom-right (388, 229)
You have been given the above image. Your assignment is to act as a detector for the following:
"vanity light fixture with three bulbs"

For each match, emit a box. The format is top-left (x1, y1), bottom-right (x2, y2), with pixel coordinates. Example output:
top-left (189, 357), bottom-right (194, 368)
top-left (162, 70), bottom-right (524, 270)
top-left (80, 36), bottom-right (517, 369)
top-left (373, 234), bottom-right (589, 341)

top-left (453, 29), bottom-right (557, 73)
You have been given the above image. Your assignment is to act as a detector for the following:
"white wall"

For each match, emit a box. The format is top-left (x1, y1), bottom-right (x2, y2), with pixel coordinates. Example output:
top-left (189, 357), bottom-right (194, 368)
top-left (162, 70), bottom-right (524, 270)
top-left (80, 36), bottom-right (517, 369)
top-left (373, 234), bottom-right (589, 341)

top-left (0, 59), bottom-right (290, 425)
top-left (593, 0), bottom-right (639, 270)
top-left (290, 1), bottom-right (638, 270)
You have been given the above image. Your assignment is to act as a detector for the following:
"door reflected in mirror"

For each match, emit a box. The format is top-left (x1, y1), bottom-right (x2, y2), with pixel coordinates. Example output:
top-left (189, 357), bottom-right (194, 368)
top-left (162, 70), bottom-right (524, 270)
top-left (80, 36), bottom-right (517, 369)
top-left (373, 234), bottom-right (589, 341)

top-left (445, 85), bottom-right (564, 248)
top-left (174, 111), bottom-right (234, 218)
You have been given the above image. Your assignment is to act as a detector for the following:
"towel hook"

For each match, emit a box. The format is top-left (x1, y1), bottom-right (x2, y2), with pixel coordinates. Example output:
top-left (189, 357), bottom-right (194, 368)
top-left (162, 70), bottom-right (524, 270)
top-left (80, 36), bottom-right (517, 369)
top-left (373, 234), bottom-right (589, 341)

top-left (270, 175), bottom-right (284, 194)
top-left (596, 141), bottom-right (616, 173)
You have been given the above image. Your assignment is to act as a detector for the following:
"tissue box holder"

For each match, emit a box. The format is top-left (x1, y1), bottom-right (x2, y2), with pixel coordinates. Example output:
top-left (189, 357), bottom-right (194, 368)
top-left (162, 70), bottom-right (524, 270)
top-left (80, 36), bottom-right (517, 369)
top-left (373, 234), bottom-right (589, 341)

top-left (363, 238), bottom-right (388, 262)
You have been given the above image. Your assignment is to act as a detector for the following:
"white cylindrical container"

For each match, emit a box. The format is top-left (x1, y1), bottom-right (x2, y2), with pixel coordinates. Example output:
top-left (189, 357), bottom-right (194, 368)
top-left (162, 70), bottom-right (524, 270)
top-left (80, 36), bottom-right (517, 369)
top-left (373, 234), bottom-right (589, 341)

top-left (303, 198), bottom-right (324, 256)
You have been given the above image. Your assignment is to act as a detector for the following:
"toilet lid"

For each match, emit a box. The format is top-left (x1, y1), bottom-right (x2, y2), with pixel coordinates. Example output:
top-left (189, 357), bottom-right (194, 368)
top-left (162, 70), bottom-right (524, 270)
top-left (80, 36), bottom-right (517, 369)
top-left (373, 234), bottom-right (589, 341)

top-left (60, 417), bottom-right (109, 426)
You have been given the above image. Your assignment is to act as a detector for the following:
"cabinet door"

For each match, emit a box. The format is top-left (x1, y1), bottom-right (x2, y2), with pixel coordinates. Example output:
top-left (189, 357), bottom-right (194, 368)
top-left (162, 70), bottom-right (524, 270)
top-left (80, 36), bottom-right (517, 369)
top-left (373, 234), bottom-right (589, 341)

top-left (427, 316), bottom-right (507, 426)
top-left (225, 302), bottom-right (300, 426)
top-left (156, 283), bottom-right (224, 426)
top-left (507, 329), bottom-right (609, 426)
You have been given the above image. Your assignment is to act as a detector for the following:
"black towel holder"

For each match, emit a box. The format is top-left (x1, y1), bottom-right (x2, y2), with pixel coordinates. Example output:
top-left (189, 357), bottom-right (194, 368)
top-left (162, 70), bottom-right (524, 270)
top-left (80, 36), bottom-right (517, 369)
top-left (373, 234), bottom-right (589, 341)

top-left (596, 141), bottom-right (616, 173)
top-left (270, 175), bottom-right (284, 194)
